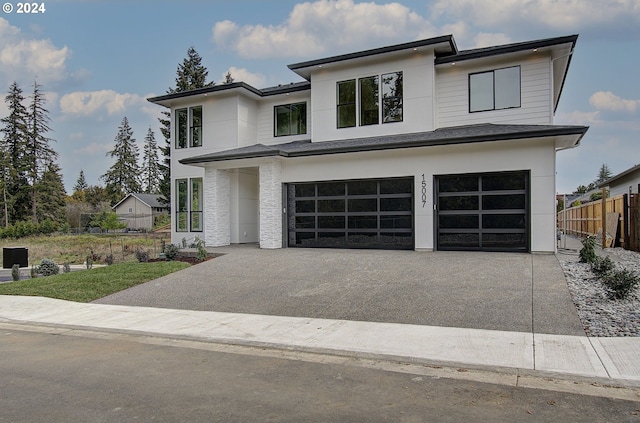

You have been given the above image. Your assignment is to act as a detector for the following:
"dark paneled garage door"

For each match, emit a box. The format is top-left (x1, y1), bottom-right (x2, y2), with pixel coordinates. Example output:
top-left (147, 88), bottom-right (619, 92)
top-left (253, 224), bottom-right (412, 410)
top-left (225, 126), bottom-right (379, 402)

top-left (287, 178), bottom-right (414, 249)
top-left (436, 171), bottom-right (529, 252)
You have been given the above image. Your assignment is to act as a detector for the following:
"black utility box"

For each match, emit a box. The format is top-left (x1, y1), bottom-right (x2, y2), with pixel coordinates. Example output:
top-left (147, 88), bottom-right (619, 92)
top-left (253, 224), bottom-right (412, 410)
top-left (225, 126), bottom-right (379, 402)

top-left (3, 247), bottom-right (28, 269)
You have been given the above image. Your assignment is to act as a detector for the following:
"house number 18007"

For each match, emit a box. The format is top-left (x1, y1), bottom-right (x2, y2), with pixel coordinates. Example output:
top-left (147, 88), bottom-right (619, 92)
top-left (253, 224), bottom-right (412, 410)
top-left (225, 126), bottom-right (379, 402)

top-left (421, 174), bottom-right (427, 208)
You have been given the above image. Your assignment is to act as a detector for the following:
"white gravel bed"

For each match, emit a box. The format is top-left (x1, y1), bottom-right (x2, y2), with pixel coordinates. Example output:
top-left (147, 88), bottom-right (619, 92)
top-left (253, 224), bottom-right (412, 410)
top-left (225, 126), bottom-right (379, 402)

top-left (557, 245), bottom-right (640, 337)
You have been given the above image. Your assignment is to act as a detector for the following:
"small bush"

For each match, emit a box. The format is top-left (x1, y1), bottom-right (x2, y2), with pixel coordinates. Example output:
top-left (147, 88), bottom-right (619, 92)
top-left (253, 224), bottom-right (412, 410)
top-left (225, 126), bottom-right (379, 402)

top-left (30, 266), bottom-right (37, 279)
top-left (63, 262), bottom-right (71, 273)
top-left (579, 236), bottom-right (597, 264)
top-left (37, 258), bottom-right (60, 277)
top-left (591, 255), bottom-right (614, 278)
top-left (11, 264), bottom-right (20, 281)
top-left (193, 237), bottom-right (208, 262)
top-left (164, 243), bottom-right (179, 261)
top-left (105, 254), bottom-right (114, 266)
top-left (601, 269), bottom-right (640, 300)
top-left (135, 248), bottom-right (150, 263)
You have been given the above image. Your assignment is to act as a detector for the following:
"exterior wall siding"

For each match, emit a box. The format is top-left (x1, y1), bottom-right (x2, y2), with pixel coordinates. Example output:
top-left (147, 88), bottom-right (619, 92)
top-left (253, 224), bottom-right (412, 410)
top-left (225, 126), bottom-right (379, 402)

top-left (256, 92), bottom-right (311, 146)
top-left (203, 167), bottom-right (231, 247)
top-left (435, 54), bottom-right (552, 128)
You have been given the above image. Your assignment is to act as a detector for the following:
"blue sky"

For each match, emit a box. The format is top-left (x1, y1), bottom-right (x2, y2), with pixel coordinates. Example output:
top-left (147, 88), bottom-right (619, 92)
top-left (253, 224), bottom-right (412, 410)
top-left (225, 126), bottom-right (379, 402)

top-left (1, 0), bottom-right (639, 194)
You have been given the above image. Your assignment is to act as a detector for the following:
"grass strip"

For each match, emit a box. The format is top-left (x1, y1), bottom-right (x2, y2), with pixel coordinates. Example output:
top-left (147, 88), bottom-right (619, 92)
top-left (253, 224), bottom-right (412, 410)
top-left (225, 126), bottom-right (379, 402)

top-left (0, 261), bottom-right (190, 303)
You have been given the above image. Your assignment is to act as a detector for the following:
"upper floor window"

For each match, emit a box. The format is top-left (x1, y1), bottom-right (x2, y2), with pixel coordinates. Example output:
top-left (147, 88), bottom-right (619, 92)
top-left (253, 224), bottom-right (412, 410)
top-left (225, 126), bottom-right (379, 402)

top-left (175, 106), bottom-right (202, 148)
top-left (469, 66), bottom-right (520, 113)
top-left (337, 71), bottom-right (403, 128)
top-left (274, 102), bottom-right (307, 137)
top-left (337, 80), bottom-right (356, 128)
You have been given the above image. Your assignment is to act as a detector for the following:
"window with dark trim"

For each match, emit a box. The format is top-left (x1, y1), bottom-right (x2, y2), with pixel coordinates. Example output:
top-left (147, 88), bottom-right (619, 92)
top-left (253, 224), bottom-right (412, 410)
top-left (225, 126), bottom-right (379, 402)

top-left (274, 102), bottom-right (307, 136)
top-left (175, 105), bottom-right (203, 148)
top-left (359, 76), bottom-right (379, 126)
top-left (337, 71), bottom-right (403, 128)
top-left (382, 71), bottom-right (403, 122)
top-left (175, 177), bottom-right (203, 232)
top-left (469, 66), bottom-right (520, 113)
top-left (337, 80), bottom-right (356, 128)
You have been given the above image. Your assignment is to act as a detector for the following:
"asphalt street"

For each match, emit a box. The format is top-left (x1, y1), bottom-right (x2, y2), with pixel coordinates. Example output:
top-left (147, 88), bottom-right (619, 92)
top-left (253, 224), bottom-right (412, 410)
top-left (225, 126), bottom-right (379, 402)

top-left (2, 325), bottom-right (639, 423)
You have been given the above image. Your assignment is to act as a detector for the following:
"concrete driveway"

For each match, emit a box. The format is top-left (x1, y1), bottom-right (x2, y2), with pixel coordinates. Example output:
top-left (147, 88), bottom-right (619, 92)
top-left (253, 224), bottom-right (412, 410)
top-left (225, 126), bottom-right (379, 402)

top-left (95, 245), bottom-right (585, 336)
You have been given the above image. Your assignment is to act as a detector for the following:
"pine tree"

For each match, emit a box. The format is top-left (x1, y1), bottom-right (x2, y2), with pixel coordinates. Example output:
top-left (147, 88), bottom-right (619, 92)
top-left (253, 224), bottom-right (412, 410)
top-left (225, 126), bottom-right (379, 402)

top-left (158, 47), bottom-right (214, 208)
top-left (596, 163), bottom-right (612, 185)
top-left (142, 128), bottom-right (161, 194)
top-left (72, 169), bottom-right (88, 202)
top-left (101, 117), bottom-right (141, 204)
top-left (27, 80), bottom-right (57, 223)
top-left (36, 161), bottom-right (67, 224)
top-left (0, 82), bottom-right (30, 224)
top-left (224, 71), bottom-right (234, 84)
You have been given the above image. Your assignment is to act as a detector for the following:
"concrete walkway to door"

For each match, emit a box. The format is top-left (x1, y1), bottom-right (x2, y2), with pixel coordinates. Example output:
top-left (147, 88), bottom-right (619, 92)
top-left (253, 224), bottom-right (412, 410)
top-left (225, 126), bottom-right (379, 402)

top-left (95, 246), bottom-right (585, 336)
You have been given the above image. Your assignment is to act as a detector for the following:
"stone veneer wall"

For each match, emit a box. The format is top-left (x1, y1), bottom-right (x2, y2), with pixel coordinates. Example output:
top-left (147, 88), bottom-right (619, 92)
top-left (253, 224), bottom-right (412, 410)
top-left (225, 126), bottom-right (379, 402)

top-left (203, 167), bottom-right (231, 247)
top-left (259, 159), bottom-right (282, 249)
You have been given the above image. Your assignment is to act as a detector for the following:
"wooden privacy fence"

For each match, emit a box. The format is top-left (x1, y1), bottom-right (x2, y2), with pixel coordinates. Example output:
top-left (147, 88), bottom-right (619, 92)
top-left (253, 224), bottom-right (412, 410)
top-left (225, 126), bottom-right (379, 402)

top-left (558, 192), bottom-right (640, 252)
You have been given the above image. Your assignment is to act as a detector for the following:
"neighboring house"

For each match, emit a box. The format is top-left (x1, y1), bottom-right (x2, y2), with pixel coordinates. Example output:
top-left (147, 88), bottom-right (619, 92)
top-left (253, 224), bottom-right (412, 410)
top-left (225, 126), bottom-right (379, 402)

top-left (148, 34), bottom-right (588, 253)
top-left (598, 164), bottom-right (640, 197)
top-left (113, 193), bottom-right (169, 230)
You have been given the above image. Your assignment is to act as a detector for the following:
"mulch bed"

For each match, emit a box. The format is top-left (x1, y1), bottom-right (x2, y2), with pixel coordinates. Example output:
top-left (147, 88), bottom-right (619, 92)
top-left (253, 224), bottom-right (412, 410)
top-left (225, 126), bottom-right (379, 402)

top-left (147, 256), bottom-right (214, 265)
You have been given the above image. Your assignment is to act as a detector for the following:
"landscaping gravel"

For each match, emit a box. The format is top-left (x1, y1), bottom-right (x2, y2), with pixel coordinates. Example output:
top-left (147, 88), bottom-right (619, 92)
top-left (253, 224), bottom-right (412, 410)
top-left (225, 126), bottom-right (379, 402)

top-left (558, 245), bottom-right (640, 337)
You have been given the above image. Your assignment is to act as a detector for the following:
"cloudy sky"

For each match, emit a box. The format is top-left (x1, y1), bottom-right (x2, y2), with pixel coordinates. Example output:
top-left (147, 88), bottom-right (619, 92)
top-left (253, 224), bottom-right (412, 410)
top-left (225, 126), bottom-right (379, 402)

top-left (1, 0), bottom-right (638, 194)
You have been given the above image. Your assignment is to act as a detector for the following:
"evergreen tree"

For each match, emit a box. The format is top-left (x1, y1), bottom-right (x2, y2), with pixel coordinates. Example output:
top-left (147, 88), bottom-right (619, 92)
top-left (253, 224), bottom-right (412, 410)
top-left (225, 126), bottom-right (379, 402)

top-left (158, 47), bottom-right (214, 207)
top-left (36, 161), bottom-right (67, 224)
top-left (596, 163), bottom-right (612, 185)
top-left (224, 71), bottom-right (234, 84)
top-left (27, 80), bottom-right (57, 223)
top-left (72, 169), bottom-right (88, 202)
top-left (101, 117), bottom-right (141, 204)
top-left (142, 128), bottom-right (161, 194)
top-left (0, 82), bottom-right (30, 224)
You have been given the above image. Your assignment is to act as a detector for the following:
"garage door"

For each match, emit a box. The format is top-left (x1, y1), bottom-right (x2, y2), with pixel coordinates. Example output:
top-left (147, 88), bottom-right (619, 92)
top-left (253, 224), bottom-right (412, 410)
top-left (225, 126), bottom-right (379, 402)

top-left (286, 178), bottom-right (414, 249)
top-left (436, 171), bottom-right (529, 252)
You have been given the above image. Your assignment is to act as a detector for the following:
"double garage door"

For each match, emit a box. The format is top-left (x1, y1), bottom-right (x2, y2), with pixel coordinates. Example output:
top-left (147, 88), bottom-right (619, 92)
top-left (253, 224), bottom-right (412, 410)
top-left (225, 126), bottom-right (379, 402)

top-left (286, 171), bottom-right (529, 252)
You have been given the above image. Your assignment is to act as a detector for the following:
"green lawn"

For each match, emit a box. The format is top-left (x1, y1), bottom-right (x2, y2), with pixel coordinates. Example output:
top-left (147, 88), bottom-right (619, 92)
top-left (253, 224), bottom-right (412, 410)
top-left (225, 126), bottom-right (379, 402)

top-left (0, 261), bottom-right (190, 302)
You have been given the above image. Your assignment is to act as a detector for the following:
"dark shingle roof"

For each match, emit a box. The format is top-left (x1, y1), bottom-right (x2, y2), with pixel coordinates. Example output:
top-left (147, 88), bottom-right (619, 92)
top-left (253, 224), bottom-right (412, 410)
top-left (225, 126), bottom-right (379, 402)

top-left (179, 123), bottom-right (588, 165)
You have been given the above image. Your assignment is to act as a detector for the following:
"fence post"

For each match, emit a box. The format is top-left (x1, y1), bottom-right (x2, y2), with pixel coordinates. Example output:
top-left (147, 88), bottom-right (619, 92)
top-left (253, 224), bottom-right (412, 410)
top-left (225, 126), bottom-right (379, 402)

top-left (601, 188), bottom-right (607, 249)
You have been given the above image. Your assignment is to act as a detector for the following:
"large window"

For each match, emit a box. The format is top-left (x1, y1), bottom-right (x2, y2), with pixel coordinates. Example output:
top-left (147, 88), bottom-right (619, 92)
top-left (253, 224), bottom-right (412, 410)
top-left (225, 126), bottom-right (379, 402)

top-left (274, 102), bottom-right (307, 136)
top-left (337, 72), bottom-right (403, 128)
top-left (176, 106), bottom-right (203, 148)
top-left (175, 177), bottom-right (203, 232)
top-left (382, 71), bottom-right (403, 122)
top-left (337, 80), bottom-right (356, 128)
top-left (359, 76), bottom-right (379, 126)
top-left (469, 66), bottom-right (520, 112)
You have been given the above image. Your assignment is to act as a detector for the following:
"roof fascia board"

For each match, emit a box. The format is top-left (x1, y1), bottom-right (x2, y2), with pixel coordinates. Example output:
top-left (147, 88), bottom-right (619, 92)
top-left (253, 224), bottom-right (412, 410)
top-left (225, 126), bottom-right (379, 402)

top-left (288, 35), bottom-right (457, 80)
top-left (435, 34), bottom-right (578, 64)
top-left (147, 81), bottom-right (310, 106)
top-left (179, 125), bottom-right (587, 165)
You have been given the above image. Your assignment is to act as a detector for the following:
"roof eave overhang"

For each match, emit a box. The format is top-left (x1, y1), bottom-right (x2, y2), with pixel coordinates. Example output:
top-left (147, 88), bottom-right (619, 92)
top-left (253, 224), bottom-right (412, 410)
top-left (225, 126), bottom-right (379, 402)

top-left (179, 125), bottom-right (588, 166)
top-left (288, 35), bottom-right (457, 81)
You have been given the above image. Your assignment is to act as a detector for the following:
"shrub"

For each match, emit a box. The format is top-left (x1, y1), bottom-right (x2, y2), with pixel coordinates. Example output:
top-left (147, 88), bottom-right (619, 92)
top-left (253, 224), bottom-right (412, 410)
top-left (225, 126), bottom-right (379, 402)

top-left (63, 262), bottom-right (71, 273)
top-left (135, 248), bottom-right (150, 263)
top-left (579, 236), bottom-right (597, 264)
top-left (591, 255), bottom-right (614, 278)
top-left (193, 237), bottom-right (208, 262)
top-left (37, 258), bottom-right (60, 277)
top-left (164, 243), bottom-right (179, 260)
top-left (11, 264), bottom-right (20, 281)
top-left (105, 254), bottom-right (114, 266)
top-left (601, 269), bottom-right (640, 300)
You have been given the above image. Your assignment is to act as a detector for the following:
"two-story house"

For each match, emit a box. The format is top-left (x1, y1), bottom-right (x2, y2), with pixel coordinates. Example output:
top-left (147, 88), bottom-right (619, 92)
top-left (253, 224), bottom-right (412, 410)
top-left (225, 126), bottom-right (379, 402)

top-left (148, 34), bottom-right (588, 253)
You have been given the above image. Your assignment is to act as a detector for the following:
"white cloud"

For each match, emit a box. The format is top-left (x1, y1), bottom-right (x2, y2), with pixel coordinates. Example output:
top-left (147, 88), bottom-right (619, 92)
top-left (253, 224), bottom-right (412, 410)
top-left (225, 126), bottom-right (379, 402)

top-left (0, 18), bottom-right (71, 85)
top-left (472, 33), bottom-right (512, 48)
top-left (589, 91), bottom-right (640, 113)
top-left (430, 0), bottom-right (640, 41)
top-left (555, 110), bottom-right (602, 126)
top-left (221, 67), bottom-right (267, 88)
top-left (75, 142), bottom-right (112, 155)
top-left (59, 90), bottom-right (146, 116)
top-left (213, 0), bottom-right (434, 59)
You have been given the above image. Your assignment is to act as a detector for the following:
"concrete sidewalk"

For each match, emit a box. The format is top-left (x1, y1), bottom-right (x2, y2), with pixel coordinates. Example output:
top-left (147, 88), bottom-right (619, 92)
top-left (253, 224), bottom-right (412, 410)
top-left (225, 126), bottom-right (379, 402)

top-left (1, 295), bottom-right (640, 388)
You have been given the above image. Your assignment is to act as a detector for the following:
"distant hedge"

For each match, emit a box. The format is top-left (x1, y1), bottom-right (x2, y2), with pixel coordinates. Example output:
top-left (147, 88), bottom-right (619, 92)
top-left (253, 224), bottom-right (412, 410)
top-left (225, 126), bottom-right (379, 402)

top-left (0, 220), bottom-right (67, 239)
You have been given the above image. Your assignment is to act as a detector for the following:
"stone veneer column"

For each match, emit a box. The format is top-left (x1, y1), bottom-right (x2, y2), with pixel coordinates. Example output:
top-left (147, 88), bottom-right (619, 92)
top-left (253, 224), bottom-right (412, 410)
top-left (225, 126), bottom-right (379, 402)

top-left (259, 159), bottom-right (283, 249)
top-left (203, 167), bottom-right (230, 247)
